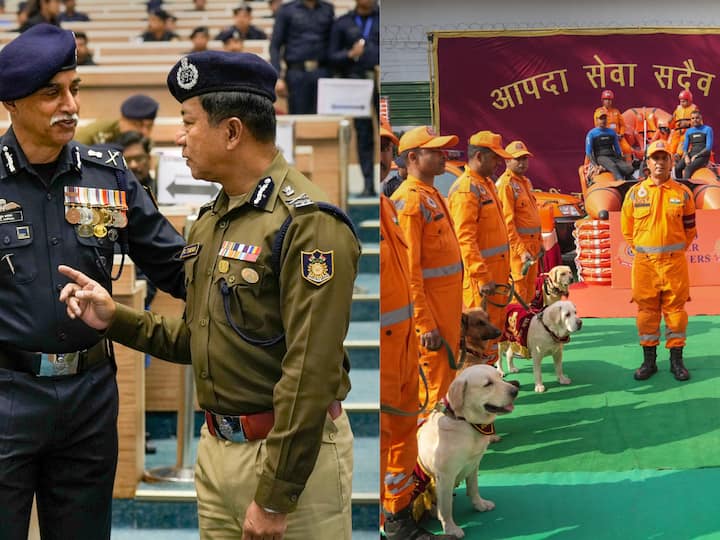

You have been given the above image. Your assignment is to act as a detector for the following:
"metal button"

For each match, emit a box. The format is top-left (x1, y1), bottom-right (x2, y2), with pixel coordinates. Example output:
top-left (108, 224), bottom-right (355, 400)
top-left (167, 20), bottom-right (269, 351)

top-left (200, 370), bottom-right (208, 379)
top-left (57, 331), bottom-right (66, 341)
top-left (219, 220), bottom-right (228, 229)
top-left (200, 318), bottom-right (208, 327)
top-left (3, 236), bottom-right (9, 245)
top-left (50, 237), bottom-right (59, 245)
top-left (228, 275), bottom-right (235, 284)
top-left (56, 284), bottom-right (63, 291)
top-left (46, 193), bottom-right (52, 201)
top-left (328, 433), bottom-right (335, 441)
top-left (290, 494), bottom-right (298, 502)
top-left (207, 269), bottom-right (212, 276)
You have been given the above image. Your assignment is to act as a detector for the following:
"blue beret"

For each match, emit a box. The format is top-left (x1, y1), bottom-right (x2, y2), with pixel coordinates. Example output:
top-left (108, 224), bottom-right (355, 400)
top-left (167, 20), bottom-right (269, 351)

top-left (0, 24), bottom-right (76, 101)
top-left (120, 94), bottom-right (159, 120)
top-left (217, 28), bottom-right (243, 43)
top-left (167, 51), bottom-right (277, 103)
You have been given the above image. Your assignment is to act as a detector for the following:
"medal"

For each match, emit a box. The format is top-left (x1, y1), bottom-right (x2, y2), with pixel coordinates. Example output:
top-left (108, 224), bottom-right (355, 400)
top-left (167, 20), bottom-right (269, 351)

top-left (91, 209), bottom-right (101, 225)
top-left (93, 224), bottom-right (107, 238)
top-left (241, 267), bottom-right (259, 284)
top-left (107, 228), bottom-right (119, 242)
top-left (77, 224), bottom-right (93, 237)
top-left (65, 207), bottom-right (81, 224)
top-left (79, 208), bottom-right (94, 225)
top-left (218, 260), bottom-right (229, 273)
top-left (113, 212), bottom-right (128, 228)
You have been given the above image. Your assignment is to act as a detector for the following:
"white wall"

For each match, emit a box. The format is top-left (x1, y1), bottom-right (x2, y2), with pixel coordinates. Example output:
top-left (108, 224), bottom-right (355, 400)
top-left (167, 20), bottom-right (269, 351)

top-left (381, 0), bottom-right (720, 82)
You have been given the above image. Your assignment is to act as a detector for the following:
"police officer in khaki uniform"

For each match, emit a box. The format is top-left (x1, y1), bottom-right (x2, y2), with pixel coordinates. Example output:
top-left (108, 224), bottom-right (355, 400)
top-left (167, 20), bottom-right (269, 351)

top-left (0, 24), bottom-right (186, 540)
top-left (75, 93), bottom-right (159, 146)
top-left (59, 50), bottom-right (361, 540)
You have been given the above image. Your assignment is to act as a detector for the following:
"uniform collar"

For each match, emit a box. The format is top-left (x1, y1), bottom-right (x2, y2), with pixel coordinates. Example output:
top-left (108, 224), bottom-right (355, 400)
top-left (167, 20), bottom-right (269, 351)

top-left (405, 174), bottom-right (439, 194)
top-left (212, 150), bottom-right (289, 214)
top-left (0, 127), bottom-right (80, 181)
top-left (465, 165), bottom-right (493, 184)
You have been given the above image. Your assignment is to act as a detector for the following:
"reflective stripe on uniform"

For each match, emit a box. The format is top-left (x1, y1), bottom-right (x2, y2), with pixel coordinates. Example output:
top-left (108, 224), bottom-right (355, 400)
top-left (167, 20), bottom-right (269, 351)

top-left (419, 203), bottom-right (432, 223)
top-left (469, 183), bottom-right (482, 197)
top-left (422, 261), bottom-right (463, 279)
top-left (381, 303), bottom-right (413, 328)
top-left (517, 226), bottom-right (541, 235)
top-left (665, 330), bottom-right (686, 340)
top-left (480, 243), bottom-right (509, 258)
top-left (634, 242), bottom-right (685, 254)
top-left (640, 333), bottom-right (660, 342)
top-left (384, 472), bottom-right (415, 495)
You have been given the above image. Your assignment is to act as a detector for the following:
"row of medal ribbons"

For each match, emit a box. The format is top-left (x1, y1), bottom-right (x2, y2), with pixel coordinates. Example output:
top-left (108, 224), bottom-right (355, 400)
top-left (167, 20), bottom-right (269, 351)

top-left (64, 186), bottom-right (128, 240)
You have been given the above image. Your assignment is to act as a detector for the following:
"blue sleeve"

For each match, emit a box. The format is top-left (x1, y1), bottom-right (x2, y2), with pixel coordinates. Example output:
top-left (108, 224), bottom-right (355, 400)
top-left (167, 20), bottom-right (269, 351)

top-left (612, 133), bottom-right (623, 156)
top-left (270, 6), bottom-right (289, 72)
top-left (328, 16), bottom-right (349, 67)
top-left (585, 129), bottom-right (594, 159)
top-left (705, 126), bottom-right (713, 152)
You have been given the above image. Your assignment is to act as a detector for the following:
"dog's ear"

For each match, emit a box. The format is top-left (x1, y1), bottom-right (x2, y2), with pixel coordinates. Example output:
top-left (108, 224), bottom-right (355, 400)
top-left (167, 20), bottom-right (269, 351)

top-left (448, 377), bottom-right (468, 414)
top-left (549, 266), bottom-right (560, 284)
top-left (547, 303), bottom-right (564, 328)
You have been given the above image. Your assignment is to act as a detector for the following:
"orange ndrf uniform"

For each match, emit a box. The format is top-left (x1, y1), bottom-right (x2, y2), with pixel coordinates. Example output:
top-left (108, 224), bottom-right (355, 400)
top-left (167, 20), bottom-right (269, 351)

top-left (390, 176), bottom-right (463, 411)
top-left (621, 178), bottom-right (696, 349)
top-left (669, 103), bottom-right (699, 155)
top-left (448, 166), bottom-right (510, 363)
top-left (496, 169), bottom-right (542, 304)
top-left (379, 195), bottom-right (421, 515)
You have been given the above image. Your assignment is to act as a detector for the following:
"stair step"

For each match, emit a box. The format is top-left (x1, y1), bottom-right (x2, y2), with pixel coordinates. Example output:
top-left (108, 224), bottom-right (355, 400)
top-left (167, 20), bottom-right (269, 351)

top-left (352, 272), bottom-right (379, 322)
top-left (357, 218), bottom-right (380, 244)
top-left (359, 243), bottom-right (379, 274)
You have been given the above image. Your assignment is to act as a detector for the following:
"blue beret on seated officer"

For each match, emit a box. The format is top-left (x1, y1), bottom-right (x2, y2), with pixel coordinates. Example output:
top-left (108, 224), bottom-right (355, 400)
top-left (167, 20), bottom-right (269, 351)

top-left (0, 23), bottom-right (76, 101)
top-left (120, 94), bottom-right (160, 120)
top-left (167, 50), bottom-right (277, 103)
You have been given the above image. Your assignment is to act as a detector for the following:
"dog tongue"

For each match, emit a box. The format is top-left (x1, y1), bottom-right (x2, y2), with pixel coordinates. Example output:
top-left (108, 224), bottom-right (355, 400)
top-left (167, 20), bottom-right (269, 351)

top-left (503, 403), bottom-right (515, 412)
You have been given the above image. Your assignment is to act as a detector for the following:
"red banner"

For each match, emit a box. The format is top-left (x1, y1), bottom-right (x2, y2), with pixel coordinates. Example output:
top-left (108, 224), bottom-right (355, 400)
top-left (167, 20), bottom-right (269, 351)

top-left (434, 29), bottom-right (720, 194)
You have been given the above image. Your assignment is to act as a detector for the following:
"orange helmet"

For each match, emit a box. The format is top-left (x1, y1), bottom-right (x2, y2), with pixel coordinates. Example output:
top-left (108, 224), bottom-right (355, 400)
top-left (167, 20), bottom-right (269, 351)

top-left (679, 89), bottom-right (693, 103)
top-left (601, 89), bottom-right (614, 101)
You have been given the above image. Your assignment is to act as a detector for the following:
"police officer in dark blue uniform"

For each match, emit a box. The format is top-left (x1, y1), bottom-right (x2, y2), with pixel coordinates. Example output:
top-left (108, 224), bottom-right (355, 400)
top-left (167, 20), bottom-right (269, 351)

top-left (0, 24), bottom-right (186, 540)
top-left (329, 0), bottom-right (379, 196)
top-left (270, 0), bottom-right (335, 114)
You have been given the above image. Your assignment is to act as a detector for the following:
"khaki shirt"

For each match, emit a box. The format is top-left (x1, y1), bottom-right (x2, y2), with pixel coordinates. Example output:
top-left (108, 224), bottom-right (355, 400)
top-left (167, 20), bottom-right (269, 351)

top-left (75, 119), bottom-right (121, 145)
top-left (110, 151), bottom-right (360, 512)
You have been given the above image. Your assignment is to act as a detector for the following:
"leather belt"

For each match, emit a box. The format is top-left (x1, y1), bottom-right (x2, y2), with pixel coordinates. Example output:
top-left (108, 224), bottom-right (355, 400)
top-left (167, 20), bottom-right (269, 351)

top-left (286, 60), bottom-right (321, 72)
top-left (205, 400), bottom-right (343, 443)
top-left (0, 339), bottom-right (109, 377)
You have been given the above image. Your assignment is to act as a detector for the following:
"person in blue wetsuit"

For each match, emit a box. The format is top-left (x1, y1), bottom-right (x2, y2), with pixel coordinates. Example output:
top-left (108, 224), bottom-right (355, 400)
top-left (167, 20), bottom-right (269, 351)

top-left (675, 109), bottom-right (713, 180)
top-left (585, 109), bottom-right (635, 181)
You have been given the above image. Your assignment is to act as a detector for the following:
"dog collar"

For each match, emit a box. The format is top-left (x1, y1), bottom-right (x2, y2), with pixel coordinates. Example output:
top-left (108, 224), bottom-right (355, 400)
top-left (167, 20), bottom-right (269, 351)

top-left (438, 397), bottom-right (496, 436)
top-left (537, 310), bottom-right (571, 344)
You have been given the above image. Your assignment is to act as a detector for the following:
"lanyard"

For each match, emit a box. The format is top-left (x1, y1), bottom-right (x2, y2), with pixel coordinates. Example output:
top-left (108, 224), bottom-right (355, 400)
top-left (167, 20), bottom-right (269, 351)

top-left (354, 15), bottom-right (373, 40)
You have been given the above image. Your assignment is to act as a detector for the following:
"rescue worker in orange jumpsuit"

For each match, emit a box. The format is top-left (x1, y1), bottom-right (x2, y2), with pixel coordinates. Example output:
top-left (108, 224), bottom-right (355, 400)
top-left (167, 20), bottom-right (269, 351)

top-left (380, 193), bottom-right (454, 540)
top-left (448, 131), bottom-right (511, 364)
top-left (621, 139), bottom-right (696, 382)
top-left (496, 140), bottom-right (543, 304)
top-left (669, 89), bottom-right (699, 156)
top-left (650, 118), bottom-right (671, 144)
top-left (594, 89), bottom-right (633, 157)
top-left (390, 126), bottom-right (463, 412)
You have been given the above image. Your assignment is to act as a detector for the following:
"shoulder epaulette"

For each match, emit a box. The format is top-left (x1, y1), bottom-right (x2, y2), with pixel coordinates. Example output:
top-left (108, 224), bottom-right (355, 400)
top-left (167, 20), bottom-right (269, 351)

top-left (77, 143), bottom-right (126, 171)
top-left (197, 198), bottom-right (216, 219)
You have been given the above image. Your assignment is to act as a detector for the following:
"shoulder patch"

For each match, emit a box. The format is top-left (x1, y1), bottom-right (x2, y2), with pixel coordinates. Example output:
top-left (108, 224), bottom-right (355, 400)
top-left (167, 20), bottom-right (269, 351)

top-left (79, 144), bottom-right (126, 170)
top-left (301, 249), bottom-right (334, 286)
top-left (178, 243), bottom-right (202, 260)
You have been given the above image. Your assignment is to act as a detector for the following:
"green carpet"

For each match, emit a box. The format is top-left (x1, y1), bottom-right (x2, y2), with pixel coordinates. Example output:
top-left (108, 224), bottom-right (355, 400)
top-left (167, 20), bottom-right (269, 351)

top-left (424, 316), bottom-right (720, 539)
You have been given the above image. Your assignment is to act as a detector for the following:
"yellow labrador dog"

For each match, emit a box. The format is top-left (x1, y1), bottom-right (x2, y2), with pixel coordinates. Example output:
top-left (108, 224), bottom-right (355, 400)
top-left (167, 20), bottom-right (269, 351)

top-left (541, 265), bottom-right (574, 306)
top-left (416, 365), bottom-right (518, 538)
top-left (500, 300), bottom-right (582, 392)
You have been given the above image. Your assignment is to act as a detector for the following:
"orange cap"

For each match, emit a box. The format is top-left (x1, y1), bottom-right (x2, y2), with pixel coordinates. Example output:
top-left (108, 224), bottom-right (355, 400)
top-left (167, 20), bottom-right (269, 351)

top-left (380, 122), bottom-right (399, 146)
top-left (468, 130), bottom-right (512, 158)
top-left (398, 125), bottom-right (458, 154)
top-left (594, 107), bottom-right (609, 125)
top-left (646, 139), bottom-right (672, 157)
top-left (505, 140), bottom-right (533, 158)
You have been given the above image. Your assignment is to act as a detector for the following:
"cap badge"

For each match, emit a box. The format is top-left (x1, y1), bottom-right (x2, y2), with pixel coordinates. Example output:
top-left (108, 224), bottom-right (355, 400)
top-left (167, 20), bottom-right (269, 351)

top-left (515, 142), bottom-right (524, 150)
top-left (177, 57), bottom-right (199, 90)
top-left (426, 126), bottom-right (437, 136)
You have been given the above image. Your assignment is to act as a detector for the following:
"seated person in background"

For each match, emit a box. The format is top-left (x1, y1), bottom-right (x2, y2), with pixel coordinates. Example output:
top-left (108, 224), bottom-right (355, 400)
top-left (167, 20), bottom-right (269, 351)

top-left (74, 31), bottom-right (95, 65)
top-left (58, 0), bottom-right (89, 22)
top-left (189, 25), bottom-right (209, 52)
top-left (140, 8), bottom-right (179, 41)
top-left (221, 29), bottom-right (245, 52)
top-left (593, 89), bottom-right (632, 158)
top-left (192, 0), bottom-right (206, 10)
top-left (14, 2), bottom-right (28, 31)
top-left (216, 3), bottom-right (267, 41)
top-left (76, 93), bottom-right (159, 145)
top-left (669, 89), bottom-right (698, 155)
top-left (165, 12), bottom-right (179, 37)
top-left (19, 0), bottom-right (61, 32)
top-left (586, 110), bottom-right (635, 181)
top-left (675, 110), bottom-right (713, 180)
top-left (650, 118), bottom-right (671, 144)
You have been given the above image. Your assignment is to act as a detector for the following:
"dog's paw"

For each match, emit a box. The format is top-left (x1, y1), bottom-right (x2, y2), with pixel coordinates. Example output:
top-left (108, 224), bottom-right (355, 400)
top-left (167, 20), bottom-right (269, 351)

top-left (558, 375), bottom-right (572, 385)
top-left (534, 383), bottom-right (546, 393)
top-left (443, 524), bottom-right (465, 538)
top-left (472, 497), bottom-right (495, 512)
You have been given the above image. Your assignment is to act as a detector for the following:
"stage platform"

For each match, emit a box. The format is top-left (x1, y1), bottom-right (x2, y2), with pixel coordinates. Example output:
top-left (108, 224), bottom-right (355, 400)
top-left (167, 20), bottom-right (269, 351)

top-left (570, 282), bottom-right (720, 318)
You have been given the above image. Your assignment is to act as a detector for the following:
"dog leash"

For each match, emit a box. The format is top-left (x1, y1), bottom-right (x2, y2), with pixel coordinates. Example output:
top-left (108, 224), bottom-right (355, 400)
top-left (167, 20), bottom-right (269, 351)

top-left (380, 364), bottom-right (430, 417)
top-left (481, 276), bottom-right (532, 312)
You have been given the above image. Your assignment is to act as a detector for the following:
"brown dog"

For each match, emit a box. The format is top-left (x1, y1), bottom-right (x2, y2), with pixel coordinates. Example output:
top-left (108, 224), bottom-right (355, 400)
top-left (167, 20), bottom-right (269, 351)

top-left (459, 307), bottom-right (502, 368)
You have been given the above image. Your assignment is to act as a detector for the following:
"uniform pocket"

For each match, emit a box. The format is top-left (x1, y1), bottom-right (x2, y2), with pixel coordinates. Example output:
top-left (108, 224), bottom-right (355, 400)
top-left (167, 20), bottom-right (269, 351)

top-left (0, 223), bottom-right (37, 284)
top-left (211, 260), bottom-right (267, 333)
top-left (75, 232), bottom-right (116, 279)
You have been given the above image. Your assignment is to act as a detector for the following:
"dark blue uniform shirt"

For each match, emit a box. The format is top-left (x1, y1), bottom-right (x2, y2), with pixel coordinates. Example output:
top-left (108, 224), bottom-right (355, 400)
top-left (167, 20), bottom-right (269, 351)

top-left (328, 6), bottom-right (379, 76)
top-left (270, 0), bottom-right (335, 72)
top-left (0, 128), bottom-right (186, 353)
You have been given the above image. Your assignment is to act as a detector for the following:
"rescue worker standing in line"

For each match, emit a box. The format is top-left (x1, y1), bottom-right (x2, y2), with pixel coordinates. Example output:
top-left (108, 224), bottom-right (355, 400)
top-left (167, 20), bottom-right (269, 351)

top-left (621, 139), bottom-right (696, 382)
top-left (496, 140), bottom-right (543, 304)
top-left (390, 126), bottom-right (462, 414)
top-left (59, 50), bottom-right (360, 539)
top-left (674, 109), bottom-right (713, 180)
top-left (448, 131), bottom-right (511, 365)
top-left (0, 24), bottom-right (186, 540)
top-left (380, 167), bottom-right (454, 538)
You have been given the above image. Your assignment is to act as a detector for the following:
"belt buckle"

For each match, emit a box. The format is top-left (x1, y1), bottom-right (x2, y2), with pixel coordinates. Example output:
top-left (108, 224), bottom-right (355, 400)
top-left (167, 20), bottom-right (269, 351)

top-left (216, 415), bottom-right (247, 443)
top-left (304, 60), bottom-right (319, 71)
top-left (38, 352), bottom-right (79, 377)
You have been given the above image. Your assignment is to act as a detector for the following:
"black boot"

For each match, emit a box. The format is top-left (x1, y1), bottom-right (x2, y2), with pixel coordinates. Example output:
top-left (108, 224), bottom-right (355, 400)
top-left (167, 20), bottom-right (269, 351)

top-left (383, 505), bottom-right (456, 539)
top-left (634, 346), bottom-right (658, 380)
top-left (670, 347), bottom-right (690, 381)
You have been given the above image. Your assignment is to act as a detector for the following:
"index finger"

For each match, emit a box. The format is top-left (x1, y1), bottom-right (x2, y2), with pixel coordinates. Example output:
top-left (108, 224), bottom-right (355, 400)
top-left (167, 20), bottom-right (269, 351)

top-left (58, 264), bottom-right (95, 287)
